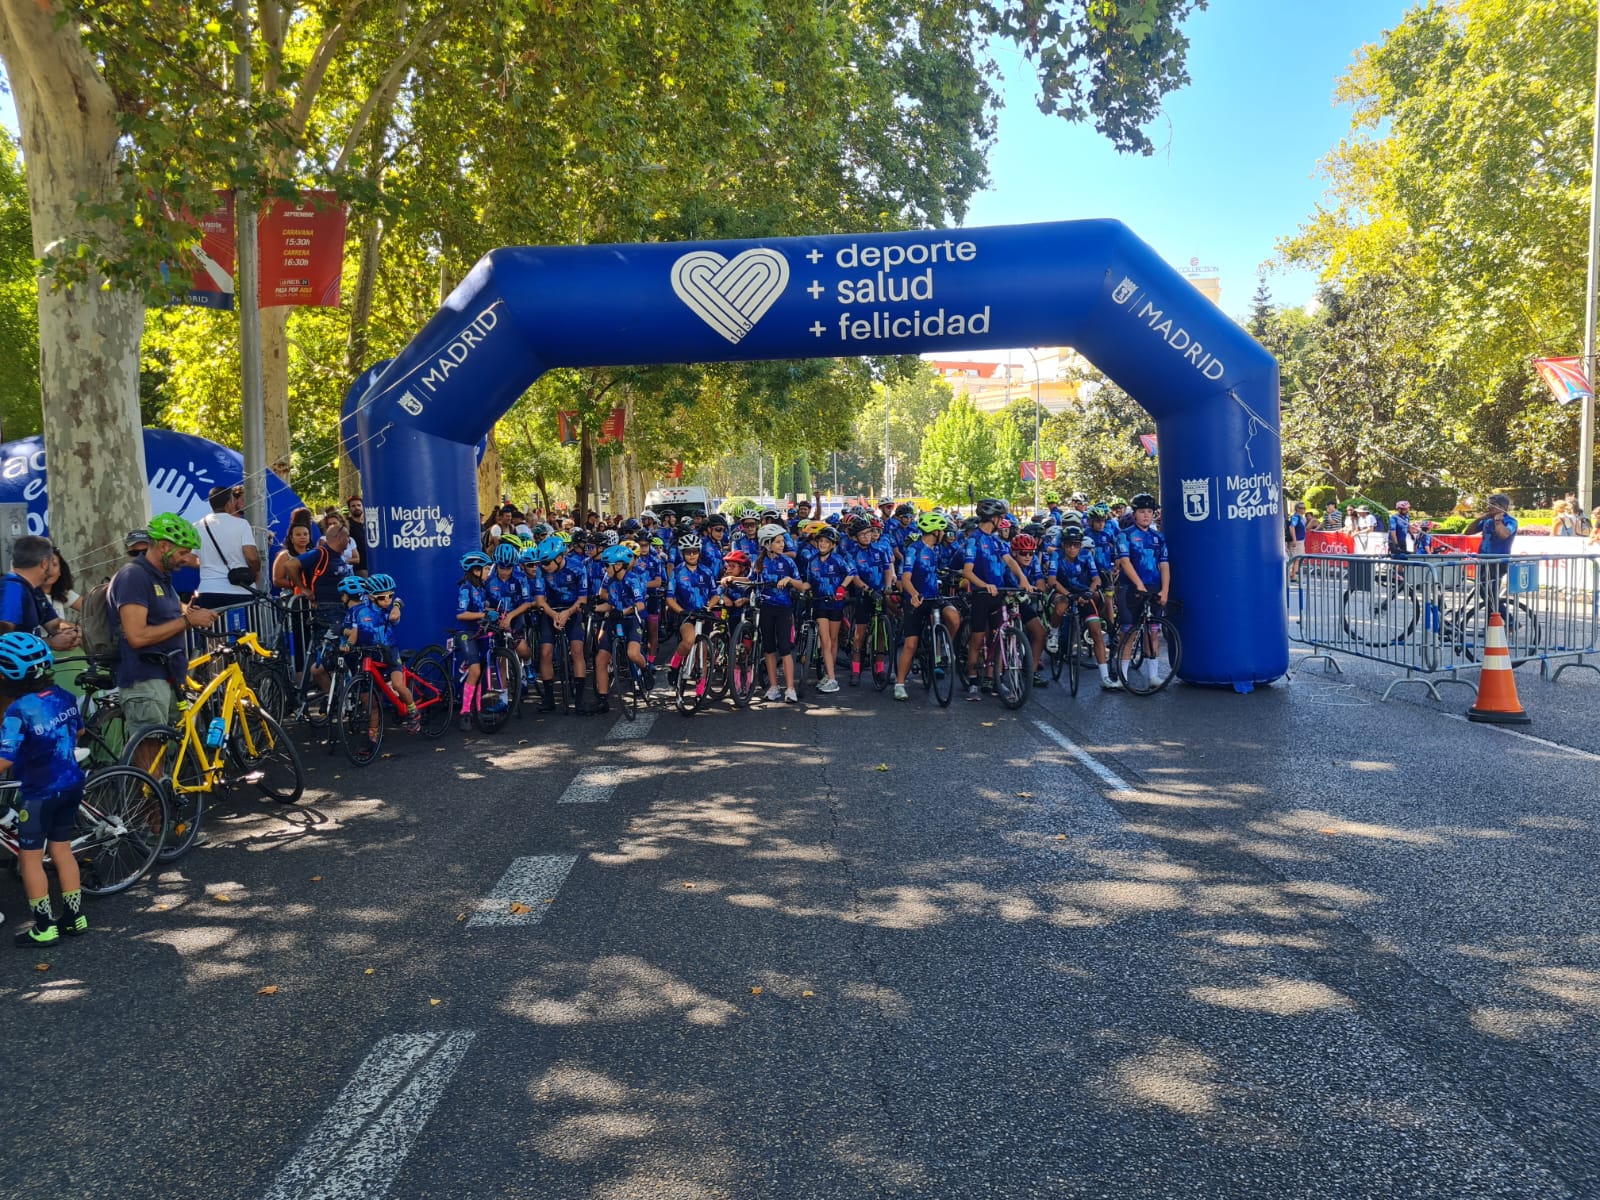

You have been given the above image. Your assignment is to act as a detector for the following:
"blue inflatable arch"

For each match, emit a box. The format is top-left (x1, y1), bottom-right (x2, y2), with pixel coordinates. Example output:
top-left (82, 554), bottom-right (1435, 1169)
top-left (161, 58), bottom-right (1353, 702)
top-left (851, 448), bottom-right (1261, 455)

top-left (345, 220), bottom-right (1285, 687)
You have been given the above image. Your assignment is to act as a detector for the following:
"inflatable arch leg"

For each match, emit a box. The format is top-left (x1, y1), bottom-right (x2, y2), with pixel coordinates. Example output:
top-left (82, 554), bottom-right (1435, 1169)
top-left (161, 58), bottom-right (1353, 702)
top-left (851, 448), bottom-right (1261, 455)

top-left (347, 220), bottom-right (1285, 687)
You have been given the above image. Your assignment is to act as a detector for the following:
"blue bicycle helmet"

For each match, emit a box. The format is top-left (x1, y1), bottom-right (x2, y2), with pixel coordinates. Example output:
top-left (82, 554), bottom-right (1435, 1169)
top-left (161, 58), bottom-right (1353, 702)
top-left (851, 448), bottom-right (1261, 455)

top-left (0, 631), bottom-right (52, 681)
top-left (601, 545), bottom-right (636, 566)
top-left (460, 551), bottom-right (492, 571)
top-left (366, 573), bottom-right (396, 594)
top-left (494, 541), bottom-right (520, 566)
top-left (536, 534), bottom-right (567, 563)
top-left (518, 545), bottom-right (541, 566)
top-left (337, 575), bottom-right (369, 598)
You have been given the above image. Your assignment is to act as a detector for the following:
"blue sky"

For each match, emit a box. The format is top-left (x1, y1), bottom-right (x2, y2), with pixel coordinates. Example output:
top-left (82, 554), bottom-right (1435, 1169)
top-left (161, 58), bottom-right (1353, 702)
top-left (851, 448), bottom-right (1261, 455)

top-left (966, 0), bottom-right (1414, 317)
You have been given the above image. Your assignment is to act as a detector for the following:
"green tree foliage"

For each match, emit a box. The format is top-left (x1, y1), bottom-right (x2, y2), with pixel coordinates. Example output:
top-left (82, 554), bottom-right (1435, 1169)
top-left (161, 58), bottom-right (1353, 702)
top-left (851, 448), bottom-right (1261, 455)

top-left (1039, 377), bottom-right (1158, 500)
top-left (0, 132), bottom-right (39, 440)
top-left (917, 394), bottom-right (997, 504)
top-left (1279, 0), bottom-right (1597, 496)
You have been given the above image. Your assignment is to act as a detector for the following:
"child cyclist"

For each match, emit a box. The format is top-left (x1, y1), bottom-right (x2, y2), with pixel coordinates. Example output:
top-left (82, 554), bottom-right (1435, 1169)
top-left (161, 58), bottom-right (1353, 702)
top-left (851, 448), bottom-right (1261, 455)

top-left (342, 574), bottom-right (421, 737)
top-left (718, 549), bottom-right (755, 645)
top-left (1007, 533), bottom-right (1052, 689)
top-left (486, 541), bottom-right (536, 678)
top-left (1050, 529), bottom-right (1116, 689)
top-left (531, 534), bottom-right (591, 713)
top-left (591, 544), bottom-right (654, 713)
top-left (892, 511), bottom-right (962, 700)
top-left (755, 523), bottom-right (809, 702)
top-left (0, 632), bottom-right (89, 946)
top-left (454, 551), bottom-right (495, 730)
top-left (804, 525), bottom-right (851, 693)
top-left (841, 517), bottom-right (895, 687)
top-left (665, 533), bottom-right (719, 685)
top-left (1113, 492), bottom-right (1171, 688)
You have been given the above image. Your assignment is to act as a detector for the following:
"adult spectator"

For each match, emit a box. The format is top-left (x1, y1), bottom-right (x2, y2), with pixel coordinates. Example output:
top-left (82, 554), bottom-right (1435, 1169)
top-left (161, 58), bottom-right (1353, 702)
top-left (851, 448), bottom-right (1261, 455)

top-left (1466, 493), bottom-right (1518, 554)
top-left (1551, 498), bottom-right (1580, 537)
top-left (1321, 501), bottom-right (1342, 531)
top-left (194, 484), bottom-right (262, 610)
top-left (272, 523), bottom-right (313, 594)
top-left (109, 514), bottom-right (215, 754)
top-left (0, 536), bottom-right (81, 652)
top-left (286, 517), bottom-right (355, 628)
top-left (1286, 501), bottom-right (1309, 582)
top-left (345, 495), bottom-right (370, 574)
top-left (46, 553), bottom-right (82, 626)
top-left (1589, 508), bottom-right (1600, 549)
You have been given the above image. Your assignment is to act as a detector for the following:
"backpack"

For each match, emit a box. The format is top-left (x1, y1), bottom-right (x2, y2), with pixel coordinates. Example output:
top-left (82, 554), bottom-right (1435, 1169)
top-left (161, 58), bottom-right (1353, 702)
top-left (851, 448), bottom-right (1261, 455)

top-left (80, 581), bottom-right (121, 663)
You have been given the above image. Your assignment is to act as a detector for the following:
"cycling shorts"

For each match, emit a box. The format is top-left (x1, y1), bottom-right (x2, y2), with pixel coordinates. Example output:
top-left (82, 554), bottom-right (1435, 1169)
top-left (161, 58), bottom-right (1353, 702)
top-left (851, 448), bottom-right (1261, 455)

top-left (851, 592), bottom-right (881, 625)
top-left (904, 597), bottom-right (951, 639)
top-left (453, 630), bottom-right (490, 662)
top-left (758, 604), bottom-right (795, 655)
top-left (356, 644), bottom-right (399, 671)
top-left (13, 785), bottom-right (85, 850)
top-left (537, 612), bottom-right (585, 646)
top-left (1019, 600), bottom-right (1042, 626)
top-left (604, 614), bottom-right (643, 648)
top-left (645, 592), bottom-right (664, 617)
top-left (1116, 583), bottom-right (1164, 630)
top-left (966, 589), bottom-right (1002, 635)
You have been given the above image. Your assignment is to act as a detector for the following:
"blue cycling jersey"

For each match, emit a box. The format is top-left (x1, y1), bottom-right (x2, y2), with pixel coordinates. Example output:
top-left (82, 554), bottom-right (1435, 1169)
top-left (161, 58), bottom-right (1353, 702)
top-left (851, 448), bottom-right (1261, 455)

top-left (456, 579), bottom-right (489, 629)
top-left (733, 534), bottom-right (762, 560)
top-left (343, 598), bottom-right (396, 647)
top-left (485, 570), bottom-right (529, 616)
top-left (1087, 525), bottom-right (1119, 575)
top-left (902, 538), bottom-right (944, 598)
top-left (604, 572), bottom-right (647, 614)
top-left (807, 549), bottom-right (851, 601)
top-left (847, 540), bottom-right (895, 591)
top-left (699, 538), bottom-right (724, 579)
top-left (672, 561), bottom-right (719, 611)
top-left (757, 553), bottom-right (800, 607)
top-left (1115, 525), bottom-right (1169, 588)
top-left (537, 562), bottom-right (588, 608)
top-left (796, 542), bottom-right (820, 580)
top-left (0, 685), bottom-right (85, 795)
top-left (1054, 551), bottom-right (1099, 594)
top-left (965, 529), bottom-right (1012, 588)
top-left (1016, 552), bottom-right (1046, 586)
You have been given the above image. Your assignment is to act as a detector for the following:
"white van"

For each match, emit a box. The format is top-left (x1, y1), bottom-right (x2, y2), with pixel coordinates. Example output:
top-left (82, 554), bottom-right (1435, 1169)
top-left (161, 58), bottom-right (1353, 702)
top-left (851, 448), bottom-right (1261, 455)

top-left (643, 486), bottom-right (713, 519)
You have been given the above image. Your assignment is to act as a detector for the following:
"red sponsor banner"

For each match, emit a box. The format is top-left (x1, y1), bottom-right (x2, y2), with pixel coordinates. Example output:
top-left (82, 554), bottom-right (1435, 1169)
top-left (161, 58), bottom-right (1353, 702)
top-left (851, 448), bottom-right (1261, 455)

top-left (1019, 460), bottom-right (1057, 481)
top-left (557, 411), bottom-right (580, 445)
top-left (258, 190), bottom-right (347, 309)
top-left (598, 407), bottom-right (626, 444)
top-left (557, 408), bottom-right (626, 445)
top-left (182, 193), bottom-right (236, 310)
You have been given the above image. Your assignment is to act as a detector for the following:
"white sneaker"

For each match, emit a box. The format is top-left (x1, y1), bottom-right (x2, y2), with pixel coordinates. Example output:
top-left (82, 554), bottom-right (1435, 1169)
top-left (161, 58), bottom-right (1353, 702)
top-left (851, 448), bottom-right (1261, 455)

top-left (893, 683), bottom-right (908, 700)
top-left (784, 688), bottom-right (799, 704)
top-left (1045, 631), bottom-right (1059, 655)
top-left (817, 677), bottom-right (840, 694)
top-left (1100, 673), bottom-right (1121, 690)
top-left (1122, 664), bottom-right (1142, 688)
top-left (764, 686), bottom-right (784, 702)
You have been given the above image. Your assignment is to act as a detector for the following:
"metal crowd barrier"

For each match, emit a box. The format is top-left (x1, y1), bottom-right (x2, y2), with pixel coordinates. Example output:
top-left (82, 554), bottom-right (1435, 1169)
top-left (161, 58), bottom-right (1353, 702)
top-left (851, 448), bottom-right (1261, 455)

top-left (185, 592), bottom-right (308, 667)
top-left (1287, 551), bottom-right (1600, 700)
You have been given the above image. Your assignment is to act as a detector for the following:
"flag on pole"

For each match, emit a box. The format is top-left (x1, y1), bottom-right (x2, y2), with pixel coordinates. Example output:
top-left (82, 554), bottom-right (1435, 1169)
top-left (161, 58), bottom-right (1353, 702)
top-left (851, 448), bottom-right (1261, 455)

top-left (1532, 357), bottom-right (1593, 406)
top-left (1139, 434), bottom-right (1159, 458)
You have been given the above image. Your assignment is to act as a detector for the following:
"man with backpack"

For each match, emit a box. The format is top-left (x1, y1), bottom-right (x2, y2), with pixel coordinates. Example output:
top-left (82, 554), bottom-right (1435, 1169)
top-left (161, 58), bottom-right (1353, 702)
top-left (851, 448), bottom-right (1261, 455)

top-left (194, 484), bottom-right (262, 610)
top-left (0, 535), bottom-right (81, 652)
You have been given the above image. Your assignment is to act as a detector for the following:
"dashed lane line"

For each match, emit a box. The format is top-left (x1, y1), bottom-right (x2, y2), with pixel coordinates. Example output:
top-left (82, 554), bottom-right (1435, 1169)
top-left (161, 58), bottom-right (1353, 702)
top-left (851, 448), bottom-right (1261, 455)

top-left (465, 855), bottom-right (580, 928)
top-left (606, 711), bottom-right (657, 739)
top-left (261, 1031), bottom-right (475, 1200)
top-left (1031, 718), bottom-right (1135, 794)
top-left (557, 764), bottom-right (622, 805)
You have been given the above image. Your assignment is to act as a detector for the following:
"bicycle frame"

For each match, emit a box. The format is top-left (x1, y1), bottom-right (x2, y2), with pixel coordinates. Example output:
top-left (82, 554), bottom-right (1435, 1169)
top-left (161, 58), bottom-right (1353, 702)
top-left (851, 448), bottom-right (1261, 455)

top-left (358, 652), bottom-right (445, 717)
top-left (162, 634), bottom-right (274, 794)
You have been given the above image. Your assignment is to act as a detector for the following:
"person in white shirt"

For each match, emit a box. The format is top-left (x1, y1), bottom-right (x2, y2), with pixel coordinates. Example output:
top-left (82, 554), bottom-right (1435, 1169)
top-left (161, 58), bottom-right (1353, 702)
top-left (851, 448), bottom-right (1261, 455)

top-left (194, 484), bottom-right (262, 609)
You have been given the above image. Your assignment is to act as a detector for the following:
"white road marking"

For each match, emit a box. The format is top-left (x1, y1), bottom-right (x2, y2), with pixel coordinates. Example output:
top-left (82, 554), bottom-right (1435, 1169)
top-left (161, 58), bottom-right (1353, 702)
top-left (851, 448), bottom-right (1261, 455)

top-left (261, 1031), bottom-right (475, 1200)
top-left (607, 712), bottom-right (657, 740)
top-left (558, 764), bottom-right (621, 805)
top-left (1438, 713), bottom-right (1600, 762)
top-left (465, 855), bottom-right (579, 928)
top-left (1031, 719), bottom-right (1135, 794)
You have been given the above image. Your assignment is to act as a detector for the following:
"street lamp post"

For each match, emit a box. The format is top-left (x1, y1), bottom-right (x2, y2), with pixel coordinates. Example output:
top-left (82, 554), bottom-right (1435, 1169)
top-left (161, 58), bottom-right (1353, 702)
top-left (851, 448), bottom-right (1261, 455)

top-left (1582, 0), bottom-right (1600, 515)
top-left (1023, 348), bottom-right (1043, 512)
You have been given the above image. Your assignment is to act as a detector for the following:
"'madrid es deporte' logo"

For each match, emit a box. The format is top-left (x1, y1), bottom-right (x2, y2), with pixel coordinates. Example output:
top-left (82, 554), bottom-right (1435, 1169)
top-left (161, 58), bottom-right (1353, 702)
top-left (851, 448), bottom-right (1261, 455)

top-left (1111, 276), bottom-right (1225, 381)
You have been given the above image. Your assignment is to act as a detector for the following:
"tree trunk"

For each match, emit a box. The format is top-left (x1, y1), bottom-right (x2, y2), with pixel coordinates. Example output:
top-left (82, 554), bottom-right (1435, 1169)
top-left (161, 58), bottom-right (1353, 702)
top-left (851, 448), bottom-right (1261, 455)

top-left (577, 428), bottom-right (596, 518)
top-left (477, 427), bottom-right (503, 516)
top-left (262, 305), bottom-right (292, 480)
top-left (0, 4), bottom-right (148, 584)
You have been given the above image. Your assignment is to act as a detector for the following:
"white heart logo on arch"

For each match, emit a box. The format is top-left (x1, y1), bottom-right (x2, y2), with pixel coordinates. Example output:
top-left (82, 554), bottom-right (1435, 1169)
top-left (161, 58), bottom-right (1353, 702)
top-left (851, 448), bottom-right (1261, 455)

top-left (671, 249), bottom-right (790, 344)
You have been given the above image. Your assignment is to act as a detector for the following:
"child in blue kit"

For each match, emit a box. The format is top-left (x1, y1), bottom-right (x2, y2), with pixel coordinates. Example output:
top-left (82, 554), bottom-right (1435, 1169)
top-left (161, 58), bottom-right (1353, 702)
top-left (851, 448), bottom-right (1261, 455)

top-left (0, 632), bottom-right (88, 946)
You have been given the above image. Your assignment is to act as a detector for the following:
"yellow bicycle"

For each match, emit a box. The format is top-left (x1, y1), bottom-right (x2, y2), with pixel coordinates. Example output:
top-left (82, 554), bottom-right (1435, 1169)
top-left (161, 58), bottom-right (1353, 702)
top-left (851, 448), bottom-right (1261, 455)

top-left (122, 631), bottom-right (305, 860)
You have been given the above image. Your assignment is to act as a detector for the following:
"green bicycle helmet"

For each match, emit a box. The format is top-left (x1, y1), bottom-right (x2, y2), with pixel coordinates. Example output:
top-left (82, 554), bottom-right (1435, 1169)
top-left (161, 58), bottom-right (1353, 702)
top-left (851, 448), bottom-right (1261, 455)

top-left (916, 511), bottom-right (952, 534)
top-left (147, 512), bottom-right (201, 550)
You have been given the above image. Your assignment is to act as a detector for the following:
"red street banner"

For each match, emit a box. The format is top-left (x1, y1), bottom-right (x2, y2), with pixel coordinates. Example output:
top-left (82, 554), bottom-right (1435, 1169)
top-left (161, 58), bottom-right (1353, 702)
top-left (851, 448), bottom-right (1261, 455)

top-left (667, 460), bottom-right (684, 480)
top-left (259, 191), bottom-right (347, 309)
top-left (557, 408), bottom-right (625, 445)
top-left (1019, 460), bottom-right (1057, 481)
top-left (598, 407), bottom-right (626, 444)
top-left (182, 193), bottom-right (236, 310)
top-left (1532, 356), bottom-right (1593, 407)
top-left (557, 411), bottom-right (580, 445)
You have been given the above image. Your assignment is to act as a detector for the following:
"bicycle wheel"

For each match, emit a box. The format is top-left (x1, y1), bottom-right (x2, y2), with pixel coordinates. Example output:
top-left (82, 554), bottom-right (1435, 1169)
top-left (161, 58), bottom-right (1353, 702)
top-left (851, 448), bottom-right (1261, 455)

top-left (708, 629), bottom-right (732, 700)
top-left (244, 659), bottom-right (292, 722)
top-left (72, 766), bottom-right (170, 896)
top-left (732, 629), bottom-right (762, 708)
top-left (869, 614), bottom-right (892, 691)
top-left (474, 648), bottom-right (518, 733)
top-left (336, 673), bottom-right (385, 767)
top-left (793, 623), bottom-right (816, 698)
top-left (1340, 584), bottom-right (1419, 648)
top-left (1117, 619), bottom-right (1181, 697)
top-left (555, 634), bottom-right (574, 713)
top-left (614, 651), bottom-right (637, 721)
top-left (122, 724), bottom-right (206, 862)
top-left (409, 650), bottom-right (456, 738)
top-left (230, 706), bottom-right (306, 802)
top-left (676, 639), bottom-right (709, 715)
top-left (1049, 618), bottom-right (1067, 683)
top-left (1066, 614), bottom-right (1082, 698)
top-left (83, 704), bottom-right (128, 769)
top-left (930, 623), bottom-right (955, 707)
top-left (953, 623), bottom-right (973, 690)
top-left (995, 627), bottom-right (1033, 709)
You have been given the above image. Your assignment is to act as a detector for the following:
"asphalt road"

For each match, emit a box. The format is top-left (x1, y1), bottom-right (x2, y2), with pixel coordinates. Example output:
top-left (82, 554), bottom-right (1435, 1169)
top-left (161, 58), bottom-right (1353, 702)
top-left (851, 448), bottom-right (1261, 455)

top-left (4, 650), bottom-right (1600, 1200)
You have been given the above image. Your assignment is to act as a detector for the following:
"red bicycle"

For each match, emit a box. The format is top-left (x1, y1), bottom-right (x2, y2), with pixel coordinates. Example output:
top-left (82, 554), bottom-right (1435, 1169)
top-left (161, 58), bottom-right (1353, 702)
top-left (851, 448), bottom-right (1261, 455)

top-left (334, 645), bottom-right (456, 766)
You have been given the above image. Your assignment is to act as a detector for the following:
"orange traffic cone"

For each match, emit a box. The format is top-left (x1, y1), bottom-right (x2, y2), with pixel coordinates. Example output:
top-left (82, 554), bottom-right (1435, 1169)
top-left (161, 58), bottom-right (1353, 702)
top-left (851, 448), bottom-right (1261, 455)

top-left (1466, 612), bottom-right (1530, 725)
